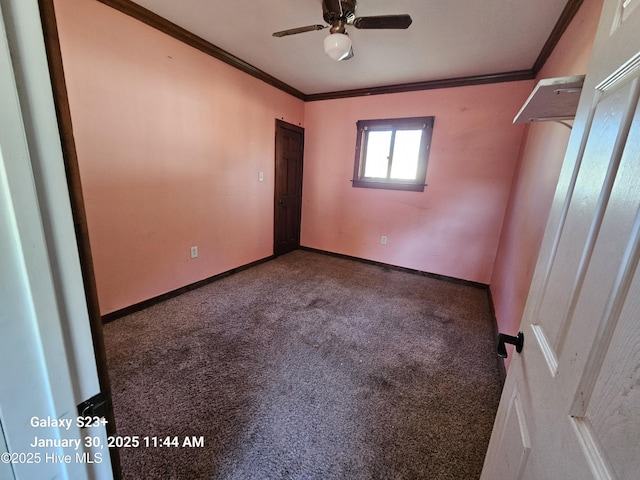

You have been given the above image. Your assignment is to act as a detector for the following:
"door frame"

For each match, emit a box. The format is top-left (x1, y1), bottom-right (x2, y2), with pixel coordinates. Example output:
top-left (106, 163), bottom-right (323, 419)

top-left (274, 119), bottom-right (305, 256)
top-left (1, 0), bottom-right (115, 478)
top-left (38, 0), bottom-right (121, 477)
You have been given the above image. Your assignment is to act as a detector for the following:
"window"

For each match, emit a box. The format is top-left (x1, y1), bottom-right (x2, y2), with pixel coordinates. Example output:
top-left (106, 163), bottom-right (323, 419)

top-left (352, 116), bottom-right (434, 192)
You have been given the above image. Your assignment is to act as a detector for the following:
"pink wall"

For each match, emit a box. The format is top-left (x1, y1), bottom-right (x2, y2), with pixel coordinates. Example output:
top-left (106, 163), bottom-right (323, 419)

top-left (54, 0), bottom-right (304, 315)
top-left (490, 0), bottom-right (604, 368)
top-left (55, 0), bottom-right (603, 327)
top-left (302, 83), bottom-right (532, 283)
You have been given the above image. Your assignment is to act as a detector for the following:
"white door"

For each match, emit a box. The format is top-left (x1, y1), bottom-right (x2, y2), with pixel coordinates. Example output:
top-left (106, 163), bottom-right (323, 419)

top-left (0, 1), bottom-right (112, 479)
top-left (482, 1), bottom-right (640, 479)
top-left (0, 420), bottom-right (14, 480)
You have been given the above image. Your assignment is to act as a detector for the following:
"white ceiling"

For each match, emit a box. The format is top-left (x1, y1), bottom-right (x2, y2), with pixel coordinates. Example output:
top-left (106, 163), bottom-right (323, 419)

top-left (128, 0), bottom-right (571, 96)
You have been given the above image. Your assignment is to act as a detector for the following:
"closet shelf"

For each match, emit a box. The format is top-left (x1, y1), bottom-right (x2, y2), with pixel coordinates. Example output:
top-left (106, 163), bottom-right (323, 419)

top-left (513, 75), bottom-right (585, 124)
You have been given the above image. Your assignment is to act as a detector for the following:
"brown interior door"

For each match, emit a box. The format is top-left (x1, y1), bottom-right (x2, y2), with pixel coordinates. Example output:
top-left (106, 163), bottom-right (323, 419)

top-left (274, 119), bottom-right (304, 256)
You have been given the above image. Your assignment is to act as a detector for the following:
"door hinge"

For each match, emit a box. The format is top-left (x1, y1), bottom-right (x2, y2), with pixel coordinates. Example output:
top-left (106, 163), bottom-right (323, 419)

top-left (77, 392), bottom-right (109, 419)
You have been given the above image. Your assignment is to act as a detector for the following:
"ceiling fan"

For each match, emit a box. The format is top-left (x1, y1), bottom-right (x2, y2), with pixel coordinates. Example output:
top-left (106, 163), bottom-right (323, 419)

top-left (272, 0), bottom-right (412, 61)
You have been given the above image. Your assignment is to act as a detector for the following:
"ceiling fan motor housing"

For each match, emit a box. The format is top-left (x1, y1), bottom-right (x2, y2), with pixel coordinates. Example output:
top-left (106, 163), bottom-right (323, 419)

top-left (323, 0), bottom-right (357, 25)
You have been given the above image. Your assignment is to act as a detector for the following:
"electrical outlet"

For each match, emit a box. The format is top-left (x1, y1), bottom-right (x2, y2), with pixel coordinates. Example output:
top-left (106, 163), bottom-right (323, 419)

top-left (381, 235), bottom-right (388, 245)
top-left (190, 246), bottom-right (198, 258)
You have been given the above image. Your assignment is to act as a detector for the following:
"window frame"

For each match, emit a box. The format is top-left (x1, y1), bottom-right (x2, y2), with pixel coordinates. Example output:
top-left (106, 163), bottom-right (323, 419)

top-left (352, 116), bottom-right (434, 192)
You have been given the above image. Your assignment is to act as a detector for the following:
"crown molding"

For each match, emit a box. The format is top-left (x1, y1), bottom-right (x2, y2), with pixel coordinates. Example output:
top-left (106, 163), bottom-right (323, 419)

top-left (532, 0), bottom-right (585, 75)
top-left (96, 0), bottom-right (582, 101)
top-left (304, 70), bottom-right (535, 101)
top-left (96, 0), bottom-right (307, 100)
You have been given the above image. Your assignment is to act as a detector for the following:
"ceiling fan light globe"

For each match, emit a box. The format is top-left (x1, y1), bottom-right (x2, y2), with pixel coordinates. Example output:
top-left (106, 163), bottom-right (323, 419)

top-left (323, 33), bottom-right (352, 61)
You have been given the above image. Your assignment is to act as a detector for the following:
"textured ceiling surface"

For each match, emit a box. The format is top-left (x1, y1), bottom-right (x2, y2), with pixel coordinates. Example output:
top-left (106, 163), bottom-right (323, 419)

top-left (129, 0), bottom-right (570, 95)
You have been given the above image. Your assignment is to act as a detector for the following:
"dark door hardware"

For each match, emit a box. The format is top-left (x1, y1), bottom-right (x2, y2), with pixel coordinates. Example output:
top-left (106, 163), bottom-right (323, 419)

top-left (497, 332), bottom-right (524, 358)
top-left (77, 392), bottom-right (109, 420)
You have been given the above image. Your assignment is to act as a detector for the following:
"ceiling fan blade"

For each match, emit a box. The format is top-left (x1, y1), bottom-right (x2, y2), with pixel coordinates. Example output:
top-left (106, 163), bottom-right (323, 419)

top-left (272, 24), bottom-right (327, 37)
top-left (353, 14), bottom-right (412, 30)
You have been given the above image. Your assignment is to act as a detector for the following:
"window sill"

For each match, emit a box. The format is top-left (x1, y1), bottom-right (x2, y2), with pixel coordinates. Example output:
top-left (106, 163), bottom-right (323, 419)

top-left (352, 180), bottom-right (426, 192)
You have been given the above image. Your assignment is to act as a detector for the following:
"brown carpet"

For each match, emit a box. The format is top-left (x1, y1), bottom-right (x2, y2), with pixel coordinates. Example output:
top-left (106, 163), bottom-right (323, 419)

top-left (103, 250), bottom-right (502, 479)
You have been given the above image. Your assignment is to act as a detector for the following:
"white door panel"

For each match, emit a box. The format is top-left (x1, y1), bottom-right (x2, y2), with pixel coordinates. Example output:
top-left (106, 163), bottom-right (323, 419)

top-left (536, 81), bottom-right (636, 349)
top-left (483, 381), bottom-right (531, 479)
top-left (482, 0), bottom-right (640, 478)
top-left (580, 267), bottom-right (640, 479)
